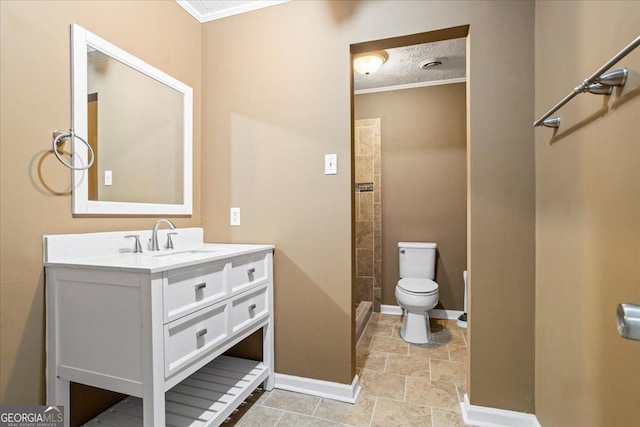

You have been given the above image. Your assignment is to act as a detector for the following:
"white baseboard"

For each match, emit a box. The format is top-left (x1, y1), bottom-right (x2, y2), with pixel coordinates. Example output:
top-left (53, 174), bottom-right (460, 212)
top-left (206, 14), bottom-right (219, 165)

top-left (380, 304), bottom-right (403, 315)
top-left (431, 309), bottom-right (464, 320)
top-left (460, 394), bottom-right (541, 427)
top-left (380, 304), bottom-right (464, 320)
top-left (274, 372), bottom-right (362, 404)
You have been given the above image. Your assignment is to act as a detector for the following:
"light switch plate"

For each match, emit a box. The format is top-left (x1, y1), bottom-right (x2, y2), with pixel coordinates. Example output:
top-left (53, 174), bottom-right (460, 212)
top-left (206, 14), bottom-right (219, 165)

top-left (105, 170), bottom-right (113, 186)
top-left (230, 207), bottom-right (241, 226)
top-left (325, 154), bottom-right (337, 175)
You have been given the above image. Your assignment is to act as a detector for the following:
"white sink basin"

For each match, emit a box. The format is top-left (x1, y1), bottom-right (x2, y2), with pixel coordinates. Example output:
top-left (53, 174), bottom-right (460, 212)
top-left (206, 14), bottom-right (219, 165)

top-left (151, 249), bottom-right (218, 258)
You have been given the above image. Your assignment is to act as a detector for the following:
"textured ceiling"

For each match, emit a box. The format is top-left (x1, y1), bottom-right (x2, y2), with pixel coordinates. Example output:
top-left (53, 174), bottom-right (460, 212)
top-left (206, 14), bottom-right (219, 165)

top-left (354, 38), bottom-right (467, 92)
top-left (176, 1), bottom-right (465, 92)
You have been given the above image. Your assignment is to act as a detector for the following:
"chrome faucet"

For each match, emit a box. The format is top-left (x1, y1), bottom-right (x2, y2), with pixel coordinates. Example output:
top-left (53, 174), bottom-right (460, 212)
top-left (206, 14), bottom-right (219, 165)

top-left (150, 219), bottom-right (176, 251)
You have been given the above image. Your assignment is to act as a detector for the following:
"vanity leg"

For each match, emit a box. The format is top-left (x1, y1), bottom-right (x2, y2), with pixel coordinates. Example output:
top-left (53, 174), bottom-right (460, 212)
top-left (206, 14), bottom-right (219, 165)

top-left (141, 276), bottom-right (166, 426)
top-left (46, 271), bottom-right (71, 427)
top-left (263, 250), bottom-right (275, 391)
top-left (263, 323), bottom-right (275, 391)
top-left (142, 386), bottom-right (165, 427)
top-left (47, 377), bottom-right (70, 427)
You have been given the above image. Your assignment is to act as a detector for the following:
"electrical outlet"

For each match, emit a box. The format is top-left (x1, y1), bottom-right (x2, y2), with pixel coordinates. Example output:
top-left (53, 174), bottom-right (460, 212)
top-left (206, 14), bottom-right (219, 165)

top-left (230, 207), bottom-right (241, 226)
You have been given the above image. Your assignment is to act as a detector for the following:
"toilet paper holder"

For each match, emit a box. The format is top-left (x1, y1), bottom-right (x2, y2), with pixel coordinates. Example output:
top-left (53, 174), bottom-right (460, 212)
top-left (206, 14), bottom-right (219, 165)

top-left (616, 303), bottom-right (640, 341)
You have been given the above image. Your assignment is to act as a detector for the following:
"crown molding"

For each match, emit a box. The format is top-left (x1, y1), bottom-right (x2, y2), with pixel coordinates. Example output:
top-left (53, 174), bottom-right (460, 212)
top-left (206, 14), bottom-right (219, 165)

top-left (355, 77), bottom-right (466, 95)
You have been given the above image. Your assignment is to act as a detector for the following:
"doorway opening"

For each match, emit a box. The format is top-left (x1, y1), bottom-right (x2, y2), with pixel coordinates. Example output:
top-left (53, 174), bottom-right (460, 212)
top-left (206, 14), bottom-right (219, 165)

top-left (351, 26), bottom-right (469, 344)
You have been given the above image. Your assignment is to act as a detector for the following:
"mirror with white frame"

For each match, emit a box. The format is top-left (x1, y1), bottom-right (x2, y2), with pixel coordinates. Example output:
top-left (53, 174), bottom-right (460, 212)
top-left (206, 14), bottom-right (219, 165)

top-left (71, 23), bottom-right (193, 215)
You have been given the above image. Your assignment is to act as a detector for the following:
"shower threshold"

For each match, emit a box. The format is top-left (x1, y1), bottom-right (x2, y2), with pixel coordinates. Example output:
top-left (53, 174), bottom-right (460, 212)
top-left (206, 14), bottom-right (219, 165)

top-left (355, 300), bottom-right (373, 342)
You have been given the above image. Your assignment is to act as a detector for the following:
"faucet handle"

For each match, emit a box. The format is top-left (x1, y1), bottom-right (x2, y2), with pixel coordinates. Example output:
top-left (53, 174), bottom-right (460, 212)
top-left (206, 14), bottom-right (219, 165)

top-left (166, 232), bottom-right (178, 250)
top-left (124, 235), bottom-right (143, 253)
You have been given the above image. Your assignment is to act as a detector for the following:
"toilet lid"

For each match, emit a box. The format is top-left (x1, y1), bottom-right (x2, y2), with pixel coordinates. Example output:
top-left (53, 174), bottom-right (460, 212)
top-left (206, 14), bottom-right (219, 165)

top-left (398, 278), bottom-right (438, 294)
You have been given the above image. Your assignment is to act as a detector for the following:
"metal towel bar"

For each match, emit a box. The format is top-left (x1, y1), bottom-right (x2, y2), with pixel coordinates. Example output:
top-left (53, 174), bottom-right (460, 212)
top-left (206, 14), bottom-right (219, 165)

top-left (534, 35), bottom-right (640, 128)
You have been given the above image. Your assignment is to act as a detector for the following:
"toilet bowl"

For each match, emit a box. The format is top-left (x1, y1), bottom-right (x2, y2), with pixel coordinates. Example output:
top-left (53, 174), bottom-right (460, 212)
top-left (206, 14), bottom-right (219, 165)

top-left (395, 242), bottom-right (439, 344)
top-left (395, 278), bottom-right (439, 343)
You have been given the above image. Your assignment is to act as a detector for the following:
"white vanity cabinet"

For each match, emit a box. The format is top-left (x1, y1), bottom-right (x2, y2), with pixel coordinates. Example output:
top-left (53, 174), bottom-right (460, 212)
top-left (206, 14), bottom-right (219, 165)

top-left (44, 229), bottom-right (274, 427)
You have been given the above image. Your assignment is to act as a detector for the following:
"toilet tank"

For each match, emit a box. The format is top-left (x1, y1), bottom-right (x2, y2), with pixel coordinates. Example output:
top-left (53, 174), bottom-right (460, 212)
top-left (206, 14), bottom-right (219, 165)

top-left (398, 242), bottom-right (437, 279)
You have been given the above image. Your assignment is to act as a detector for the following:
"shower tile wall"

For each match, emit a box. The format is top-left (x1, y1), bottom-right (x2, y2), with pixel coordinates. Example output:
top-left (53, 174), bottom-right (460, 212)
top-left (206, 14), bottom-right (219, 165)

top-left (355, 118), bottom-right (382, 311)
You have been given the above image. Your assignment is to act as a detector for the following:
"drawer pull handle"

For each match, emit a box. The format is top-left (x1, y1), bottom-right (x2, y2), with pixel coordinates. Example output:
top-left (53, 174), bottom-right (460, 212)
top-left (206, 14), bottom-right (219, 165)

top-left (195, 283), bottom-right (207, 291)
top-left (247, 267), bottom-right (256, 275)
top-left (248, 304), bottom-right (257, 311)
top-left (196, 328), bottom-right (208, 338)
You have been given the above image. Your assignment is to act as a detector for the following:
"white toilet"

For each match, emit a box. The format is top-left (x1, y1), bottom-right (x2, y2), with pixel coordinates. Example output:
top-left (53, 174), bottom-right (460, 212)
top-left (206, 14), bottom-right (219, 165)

top-left (395, 242), bottom-right (439, 344)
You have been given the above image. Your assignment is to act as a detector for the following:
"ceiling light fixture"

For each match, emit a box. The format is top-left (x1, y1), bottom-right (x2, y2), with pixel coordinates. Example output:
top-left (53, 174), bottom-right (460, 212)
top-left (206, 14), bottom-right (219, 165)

top-left (353, 51), bottom-right (388, 75)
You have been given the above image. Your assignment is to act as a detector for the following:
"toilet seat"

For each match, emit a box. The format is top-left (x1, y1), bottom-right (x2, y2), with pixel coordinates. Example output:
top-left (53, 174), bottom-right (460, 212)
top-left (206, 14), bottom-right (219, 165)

top-left (398, 278), bottom-right (438, 295)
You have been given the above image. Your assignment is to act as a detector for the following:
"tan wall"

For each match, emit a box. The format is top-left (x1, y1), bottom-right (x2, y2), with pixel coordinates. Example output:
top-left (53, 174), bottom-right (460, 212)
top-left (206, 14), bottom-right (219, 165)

top-left (0, 0), bottom-right (201, 420)
top-left (534, 1), bottom-right (640, 425)
top-left (201, 0), bottom-right (535, 411)
top-left (355, 84), bottom-right (467, 311)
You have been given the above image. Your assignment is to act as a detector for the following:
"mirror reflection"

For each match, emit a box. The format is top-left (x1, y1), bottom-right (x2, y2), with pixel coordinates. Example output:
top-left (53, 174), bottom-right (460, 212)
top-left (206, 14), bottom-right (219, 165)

top-left (86, 49), bottom-right (184, 205)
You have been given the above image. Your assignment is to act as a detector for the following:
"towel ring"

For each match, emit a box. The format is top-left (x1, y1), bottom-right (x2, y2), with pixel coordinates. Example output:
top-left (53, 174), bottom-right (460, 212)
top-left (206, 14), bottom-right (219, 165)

top-left (52, 130), bottom-right (94, 170)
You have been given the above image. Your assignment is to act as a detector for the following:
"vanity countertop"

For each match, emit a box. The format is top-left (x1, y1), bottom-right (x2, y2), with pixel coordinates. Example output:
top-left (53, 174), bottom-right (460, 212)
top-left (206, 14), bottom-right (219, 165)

top-left (43, 228), bottom-right (273, 273)
top-left (44, 243), bottom-right (274, 273)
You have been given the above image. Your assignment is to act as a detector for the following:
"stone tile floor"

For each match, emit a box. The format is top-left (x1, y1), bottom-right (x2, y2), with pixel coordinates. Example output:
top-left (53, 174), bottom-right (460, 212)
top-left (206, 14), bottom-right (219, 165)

top-left (224, 313), bottom-right (468, 426)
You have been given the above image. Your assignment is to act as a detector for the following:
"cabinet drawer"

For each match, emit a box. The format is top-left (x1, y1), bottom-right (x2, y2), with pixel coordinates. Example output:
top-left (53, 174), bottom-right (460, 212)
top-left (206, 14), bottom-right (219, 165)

top-left (231, 285), bottom-right (269, 334)
top-left (164, 261), bottom-right (227, 323)
top-left (164, 302), bottom-right (229, 377)
top-left (230, 253), bottom-right (268, 293)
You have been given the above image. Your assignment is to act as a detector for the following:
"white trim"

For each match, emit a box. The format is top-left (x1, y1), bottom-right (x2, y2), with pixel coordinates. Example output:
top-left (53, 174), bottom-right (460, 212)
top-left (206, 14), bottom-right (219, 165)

top-left (380, 304), bottom-right (403, 316)
top-left (431, 309), bottom-right (464, 320)
top-left (354, 77), bottom-right (466, 95)
top-left (175, 0), bottom-right (206, 22)
top-left (70, 24), bottom-right (193, 215)
top-left (176, 1), bottom-right (289, 23)
top-left (274, 373), bottom-right (361, 404)
top-left (380, 305), bottom-right (464, 320)
top-left (460, 394), bottom-right (542, 427)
